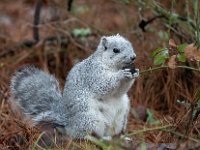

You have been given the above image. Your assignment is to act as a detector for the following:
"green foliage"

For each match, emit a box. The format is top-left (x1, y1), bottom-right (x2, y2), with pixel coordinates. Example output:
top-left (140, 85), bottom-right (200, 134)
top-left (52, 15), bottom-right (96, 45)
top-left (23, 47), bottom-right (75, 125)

top-left (177, 43), bottom-right (187, 53)
top-left (136, 0), bottom-right (200, 48)
top-left (72, 28), bottom-right (92, 37)
top-left (177, 54), bottom-right (186, 62)
top-left (177, 43), bottom-right (187, 63)
top-left (151, 0), bottom-right (200, 48)
top-left (151, 41), bottom-right (188, 66)
top-left (151, 48), bottom-right (169, 65)
top-left (140, 142), bottom-right (147, 150)
top-left (193, 0), bottom-right (200, 48)
top-left (151, 47), bottom-right (164, 57)
top-left (72, 5), bottom-right (89, 14)
top-left (139, 2), bottom-right (200, 123)
top-left (146, 109), bottom-right (160, 125)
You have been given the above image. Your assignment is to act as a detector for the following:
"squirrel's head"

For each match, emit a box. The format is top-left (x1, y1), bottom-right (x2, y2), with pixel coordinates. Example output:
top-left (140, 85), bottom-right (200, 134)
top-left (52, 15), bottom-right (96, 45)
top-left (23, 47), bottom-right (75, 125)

top-left (97, 34), bottom-right (136, 70)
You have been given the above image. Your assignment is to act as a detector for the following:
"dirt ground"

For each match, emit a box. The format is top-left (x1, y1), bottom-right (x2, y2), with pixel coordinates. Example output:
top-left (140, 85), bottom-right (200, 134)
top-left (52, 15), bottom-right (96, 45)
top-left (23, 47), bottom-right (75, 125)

top-left (0, 0), bottom-right (200, 149)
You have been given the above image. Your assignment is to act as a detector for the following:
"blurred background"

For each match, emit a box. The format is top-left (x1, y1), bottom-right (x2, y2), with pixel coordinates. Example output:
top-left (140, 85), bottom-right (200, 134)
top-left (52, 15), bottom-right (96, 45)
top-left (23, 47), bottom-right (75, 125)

top-left (0, 0), bottom-right (200, 149)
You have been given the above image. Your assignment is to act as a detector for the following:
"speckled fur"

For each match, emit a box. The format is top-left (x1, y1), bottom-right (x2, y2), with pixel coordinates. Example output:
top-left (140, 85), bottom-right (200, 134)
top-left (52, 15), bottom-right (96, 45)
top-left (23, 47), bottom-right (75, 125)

top-left (10, 34), bottom-right (139, 139)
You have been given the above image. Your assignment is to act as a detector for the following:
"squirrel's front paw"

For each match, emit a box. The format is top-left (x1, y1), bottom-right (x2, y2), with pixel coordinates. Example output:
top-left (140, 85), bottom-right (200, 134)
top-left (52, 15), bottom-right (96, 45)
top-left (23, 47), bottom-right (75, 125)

top-left (133, 68), bottom-right (139, 78)
top-left (121, 68), bottom-right (133, 79)
top-left (122, 68), bottom-right (139, 79)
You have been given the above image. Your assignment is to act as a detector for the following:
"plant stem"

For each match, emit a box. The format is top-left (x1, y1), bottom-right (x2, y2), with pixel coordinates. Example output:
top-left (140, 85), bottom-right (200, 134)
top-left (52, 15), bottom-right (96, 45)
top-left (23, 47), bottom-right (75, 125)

top-left (176, 65), bottom-right (200, 72)
top-left (163, 129), bottom-right (200, 143)
top-left (140, 65), bottom-right (200, 75)
top-left (140, 66), bottom-right (168, 74)
top-left (126, 124), bottom-right (173, 137)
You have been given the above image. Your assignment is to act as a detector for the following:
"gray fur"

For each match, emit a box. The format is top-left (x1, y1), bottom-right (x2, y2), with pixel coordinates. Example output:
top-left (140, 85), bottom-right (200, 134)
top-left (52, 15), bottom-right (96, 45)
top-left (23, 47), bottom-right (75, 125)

top-left (10, 34), bottom-right (139, 139)
top-left (10, 66), bottom-right (64, 124)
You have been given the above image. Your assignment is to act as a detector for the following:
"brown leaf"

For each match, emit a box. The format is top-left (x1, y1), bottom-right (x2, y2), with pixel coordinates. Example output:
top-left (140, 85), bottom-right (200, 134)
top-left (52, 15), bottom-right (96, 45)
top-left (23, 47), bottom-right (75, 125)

top-left (184, 43), bottom-right (196, 61)
top-left (168, 55), bottom-right (176, 69)
top-left (169, 39), bottom-right (177, 48)
top-left (195, 51), bottom-right (200, 61)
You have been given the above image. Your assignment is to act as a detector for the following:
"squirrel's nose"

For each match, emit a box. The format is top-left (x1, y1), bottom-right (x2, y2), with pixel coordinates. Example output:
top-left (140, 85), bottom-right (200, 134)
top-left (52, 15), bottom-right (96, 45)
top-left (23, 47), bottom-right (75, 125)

top-left (130, 54), bottom-right (136, 61)
top-left (130, 56), bottom-right (136, 61)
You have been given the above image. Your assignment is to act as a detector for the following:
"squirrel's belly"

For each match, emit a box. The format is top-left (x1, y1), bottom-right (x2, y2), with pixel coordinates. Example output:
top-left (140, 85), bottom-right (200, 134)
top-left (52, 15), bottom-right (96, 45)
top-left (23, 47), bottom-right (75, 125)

top-left (93, 94), bottom-right (130, 136)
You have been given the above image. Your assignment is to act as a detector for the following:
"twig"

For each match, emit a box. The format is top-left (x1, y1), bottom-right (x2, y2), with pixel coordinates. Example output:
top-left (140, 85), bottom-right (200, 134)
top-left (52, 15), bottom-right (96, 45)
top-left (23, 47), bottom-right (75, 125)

top-left (140, 65), bottom-right (200, 75)
top-left (0, 40), bottom-right (36, 58)
top-left (33, 0), bottom-right (43, 43)
top-left (140, 66), bottom-right (169, 74)
top-left (163, 129), bottom-right (200, 143)
top-left (185, 104), bottom-right (195, 136)
top-left (139, 15), bottom-right (165, 32)
top-left (176, 65), bottom-right (200, 72)
top-left (66, 14), bottom-right (111, 35)
top-left (0, 36), bottom-right (69, 58)
top-left (126, 124), bottom-right (173, 137)
top-left (46, 24), bottom-right (90, 51)
top-left (67, 0), bottom-right (74, 11)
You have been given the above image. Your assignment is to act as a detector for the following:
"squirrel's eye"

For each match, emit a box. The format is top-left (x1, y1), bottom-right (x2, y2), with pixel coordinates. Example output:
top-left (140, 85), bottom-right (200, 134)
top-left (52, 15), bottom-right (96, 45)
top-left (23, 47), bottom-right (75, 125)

top-left (113, 48), bottom-right (120, 53)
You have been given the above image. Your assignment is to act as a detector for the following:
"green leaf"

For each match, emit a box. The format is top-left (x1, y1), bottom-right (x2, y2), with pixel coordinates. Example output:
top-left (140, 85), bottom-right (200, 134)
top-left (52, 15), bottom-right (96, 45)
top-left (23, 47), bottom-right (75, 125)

top-left (177, 43), bottom-right (187, 52)
top-left (146, 109), bottom-right (160, 125)
top-left (154, 55), bottom-right (166, 65)
top-left (72, 28), bottom-right (92, 37)
top-left (177, 54), bottom-right (186, 62)
top-left (72, 5), bottom-right (89, 14)
top-left (151, 47), bottom-right (164, 57)
top-left (152, 47), bottom-right (169, 65)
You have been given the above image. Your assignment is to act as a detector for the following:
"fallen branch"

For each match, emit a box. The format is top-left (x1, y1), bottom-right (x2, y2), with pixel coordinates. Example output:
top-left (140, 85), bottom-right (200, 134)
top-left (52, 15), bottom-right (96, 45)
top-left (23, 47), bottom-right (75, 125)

top-left (0, 36), bottom-right (69, 58)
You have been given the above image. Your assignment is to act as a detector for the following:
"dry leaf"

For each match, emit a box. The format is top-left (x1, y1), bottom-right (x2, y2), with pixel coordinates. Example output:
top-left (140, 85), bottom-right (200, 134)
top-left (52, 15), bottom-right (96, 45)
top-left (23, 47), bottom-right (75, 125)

top-left (194, 51), bottom-right (200, 61)
top-left (168, 55), bottom-right (176, 69)
top-left (169, 39), bottom-right (177, 48)
top-left (185, 43), bottom-right (200, 61)
top-left (184, 43), bottom-right (196, 61)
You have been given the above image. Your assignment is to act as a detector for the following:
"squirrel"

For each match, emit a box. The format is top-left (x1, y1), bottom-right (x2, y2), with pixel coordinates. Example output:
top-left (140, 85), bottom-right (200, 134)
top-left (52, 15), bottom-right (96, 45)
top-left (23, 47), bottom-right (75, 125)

top-left (10, 34), bottom-right (139, 140)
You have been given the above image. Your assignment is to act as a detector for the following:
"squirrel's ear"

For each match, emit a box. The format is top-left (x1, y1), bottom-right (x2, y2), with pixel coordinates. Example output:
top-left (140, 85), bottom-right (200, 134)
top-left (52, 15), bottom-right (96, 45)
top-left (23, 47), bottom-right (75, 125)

top-left (101, 36), bottom-right (108, 50)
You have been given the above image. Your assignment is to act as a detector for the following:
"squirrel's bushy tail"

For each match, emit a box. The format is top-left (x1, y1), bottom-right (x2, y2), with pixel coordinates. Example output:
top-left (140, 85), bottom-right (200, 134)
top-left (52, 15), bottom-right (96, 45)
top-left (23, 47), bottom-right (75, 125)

top-left (10, 66), bottom-right (62, 123)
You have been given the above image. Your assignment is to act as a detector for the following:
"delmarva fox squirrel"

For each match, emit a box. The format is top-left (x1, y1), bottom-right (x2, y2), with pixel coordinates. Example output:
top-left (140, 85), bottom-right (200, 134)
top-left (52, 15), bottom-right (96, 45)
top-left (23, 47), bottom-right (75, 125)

top-left (10, 34), bottom-right (139, 140)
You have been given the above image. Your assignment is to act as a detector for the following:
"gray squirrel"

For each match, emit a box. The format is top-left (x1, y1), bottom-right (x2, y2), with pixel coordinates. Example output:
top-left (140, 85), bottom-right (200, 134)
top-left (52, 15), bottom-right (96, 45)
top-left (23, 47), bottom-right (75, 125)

top-left (10, 34), bottom-right (139, 140)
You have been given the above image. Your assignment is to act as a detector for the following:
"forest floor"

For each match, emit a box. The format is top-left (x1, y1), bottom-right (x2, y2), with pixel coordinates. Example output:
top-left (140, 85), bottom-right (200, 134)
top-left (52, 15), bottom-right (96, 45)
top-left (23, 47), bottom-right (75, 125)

top-left (0, 0), bottom-right (200, 149)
